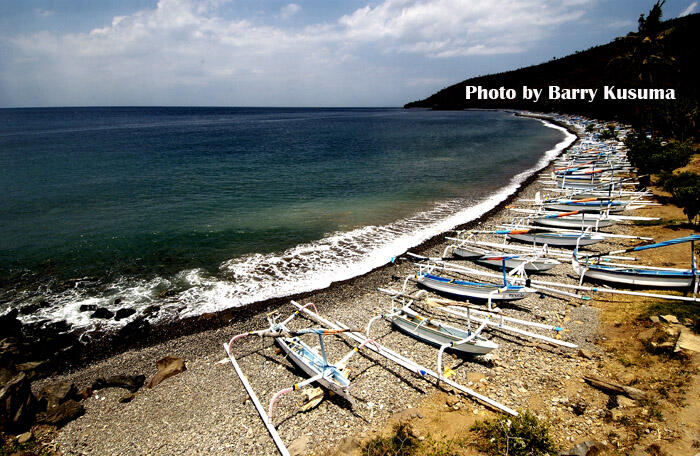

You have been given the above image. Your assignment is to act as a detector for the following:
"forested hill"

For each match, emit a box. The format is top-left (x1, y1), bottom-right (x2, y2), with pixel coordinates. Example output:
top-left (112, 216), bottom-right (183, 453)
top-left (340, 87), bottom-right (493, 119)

top-left (404, 13), bottom-right (699, 137)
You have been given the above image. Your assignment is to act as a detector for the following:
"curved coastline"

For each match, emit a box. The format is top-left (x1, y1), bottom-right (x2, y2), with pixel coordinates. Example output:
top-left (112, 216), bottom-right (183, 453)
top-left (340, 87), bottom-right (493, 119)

top-left (15, 111), bottom-right (581, 371)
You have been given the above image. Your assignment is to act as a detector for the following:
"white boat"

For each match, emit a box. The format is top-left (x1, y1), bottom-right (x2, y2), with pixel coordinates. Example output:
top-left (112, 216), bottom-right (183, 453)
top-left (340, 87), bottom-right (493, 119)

top-left (532, 213), bottom-right (616, 229)
top-left (416, 272), bottom-right (534, 302)
top-left (508, 231), bottom-right (604, 247)
top-left (573, 235), bottom-right (700, 289)
top-left (276, 332), bottom-right (352, 401)
top-left (452, 246), bottom-right (559, 272)
top-left (390, 307), bottom-right (498, 355)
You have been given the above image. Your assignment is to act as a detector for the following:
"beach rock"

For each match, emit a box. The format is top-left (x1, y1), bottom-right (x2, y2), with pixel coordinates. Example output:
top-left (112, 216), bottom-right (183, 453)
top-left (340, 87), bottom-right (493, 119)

top-left (610, 409), bottom-right (625, 421)
top-left (446, 395), bottom-right (460, 407)
top-left (37, 399), bottom-right (84, 427)
top-left (19, 303), bottom-right (41, 315)
top-left (143, 305), bottom-right (160, 316)
top-left (572, 400), bottom-right (587, 416)
top-left (335, 436), bottom-right (360, 455)
top-left (90, 308), bottom-right (114, 319)
top-left (0, 372), bottom-right (38, 432)
top-left (299, 387), bottom-right (324, 412)
top-left (15, 360), bottom-right (48, 375)
top-left (118, 392), bottom-right (135, 403)
top-left (17, 431), bottom-right (32, 444)
top-left (637, 327), bottom-right (657, 342)
top-left (92, 374), bottom-right (145, 393)
top-left (76, 387), bottom-right (93, 401)
top-left (0, 338), bottom-right (21, 369)
top-left (147, 356), bottom-right (186, 389)
top-left (289, 435), bottom-right (311, 456)
top-left (616, 395), bottom-right (636, 408)
top-left (392, 408), bottom-right (423, 422)
top-left (660, 314), bottom-right (679, 324)
top-left (0, 310), bottom-right (22, 338)
top-left (39, 381), bottom-right (77, 408)
top-left (0, 368), bottom-right (15, 385)
top-left (560, 440), bottom-right (604, 456)
top-left (577, 349), bottom-right (594, 360)
top-left (674, 328), bottom-right (700, 353)
top-left (79, 304), bottom-right (97, 312)
top-left (466, 372), bottom-right (486, 383)
top-left (117, 317), bottom-right (150, 341)
top-left (114, 308), bottom-right (136, 321)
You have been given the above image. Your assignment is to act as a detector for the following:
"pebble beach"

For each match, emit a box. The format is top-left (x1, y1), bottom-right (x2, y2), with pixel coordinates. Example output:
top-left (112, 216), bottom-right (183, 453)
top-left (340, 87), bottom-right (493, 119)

top-left (8, 112), bottom-right (696, 456)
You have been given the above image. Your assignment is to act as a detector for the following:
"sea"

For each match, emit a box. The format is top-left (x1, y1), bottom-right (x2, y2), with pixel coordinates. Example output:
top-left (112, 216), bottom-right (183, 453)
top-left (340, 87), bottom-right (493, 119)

top-left (0, 107), bottom-right (575, 333)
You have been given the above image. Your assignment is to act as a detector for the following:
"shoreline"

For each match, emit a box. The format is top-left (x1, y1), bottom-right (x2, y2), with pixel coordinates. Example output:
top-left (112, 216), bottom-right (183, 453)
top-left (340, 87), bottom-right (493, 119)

top-left (8, 110), bottom-right (581, 375)
top-left (25, 111), bottom-right (699, 456)
top-left (31, 111), bottom-right (603, 456)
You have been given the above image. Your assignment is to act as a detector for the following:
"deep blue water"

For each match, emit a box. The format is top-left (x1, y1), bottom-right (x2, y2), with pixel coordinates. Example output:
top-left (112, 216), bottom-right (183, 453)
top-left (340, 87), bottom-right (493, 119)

top-left (0, 107), bottom-right (570, 329)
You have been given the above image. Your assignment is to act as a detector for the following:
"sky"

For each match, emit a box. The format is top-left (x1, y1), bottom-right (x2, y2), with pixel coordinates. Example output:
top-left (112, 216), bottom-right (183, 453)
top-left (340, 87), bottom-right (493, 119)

top-left (0, 0), bottom-right (697, 108)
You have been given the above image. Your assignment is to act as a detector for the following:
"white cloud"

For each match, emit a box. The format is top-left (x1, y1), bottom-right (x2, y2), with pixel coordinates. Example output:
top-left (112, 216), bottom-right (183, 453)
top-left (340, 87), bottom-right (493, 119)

top-left (679, 2), bottom-right (697, 17)
top-left (606, 19), bottom-right (634, 29)
top-left (3, 0), bottom-right (591, 106)
top-left (34, 8), bottom-right (54, 17)
top-left (280, 3), bottom-right (301, 19)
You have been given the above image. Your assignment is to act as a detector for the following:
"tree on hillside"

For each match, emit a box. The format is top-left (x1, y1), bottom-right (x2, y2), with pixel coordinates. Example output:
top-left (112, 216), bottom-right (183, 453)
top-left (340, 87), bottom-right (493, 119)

top-left (638, 0), bottom-right (666, 37)
top-left (612, 1), bottom-right (676, 138)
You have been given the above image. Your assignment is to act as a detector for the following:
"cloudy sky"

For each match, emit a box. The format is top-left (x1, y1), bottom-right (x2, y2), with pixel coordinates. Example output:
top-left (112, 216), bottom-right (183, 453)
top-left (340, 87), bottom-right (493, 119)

top-left (0, 0), bottom-right (696, 107)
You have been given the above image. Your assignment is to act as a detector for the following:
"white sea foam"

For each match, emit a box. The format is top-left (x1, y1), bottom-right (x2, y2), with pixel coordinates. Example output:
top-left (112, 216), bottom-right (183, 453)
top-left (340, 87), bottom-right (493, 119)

top-left (14, 116), bottom-right (576, 331)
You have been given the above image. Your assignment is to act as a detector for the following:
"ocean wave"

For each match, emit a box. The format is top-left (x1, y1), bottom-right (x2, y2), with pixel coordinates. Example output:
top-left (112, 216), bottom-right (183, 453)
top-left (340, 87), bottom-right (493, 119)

top-left (12, 116), bottom-right (576, 331)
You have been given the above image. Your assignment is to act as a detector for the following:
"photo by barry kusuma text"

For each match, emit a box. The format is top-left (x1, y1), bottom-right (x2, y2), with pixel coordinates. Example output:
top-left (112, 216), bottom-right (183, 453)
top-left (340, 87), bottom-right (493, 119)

top-left (465, 85), bottom-right (677, 102)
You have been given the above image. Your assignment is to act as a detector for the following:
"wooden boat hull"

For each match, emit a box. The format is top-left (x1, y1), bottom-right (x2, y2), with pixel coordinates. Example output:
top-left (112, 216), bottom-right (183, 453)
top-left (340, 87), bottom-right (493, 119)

top-left (453, 247), bottom-right (559, 272)
top-left (277, 336), bottom-right (352, 401)
top-left (391, 312), bottom-right (497, 355)
top-left (572, 258), bottom-right (696, 288)
top-left (416, 274), bottom-right (529, 302)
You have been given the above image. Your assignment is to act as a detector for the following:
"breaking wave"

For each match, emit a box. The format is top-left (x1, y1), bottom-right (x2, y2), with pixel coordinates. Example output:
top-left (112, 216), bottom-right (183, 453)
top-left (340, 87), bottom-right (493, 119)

top-left (13, 116), bottom-right (576, 332)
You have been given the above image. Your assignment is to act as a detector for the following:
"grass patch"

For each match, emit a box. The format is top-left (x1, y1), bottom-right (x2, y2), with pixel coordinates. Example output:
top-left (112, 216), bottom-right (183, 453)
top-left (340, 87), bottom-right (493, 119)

top-left (617, 355), bottom-right (635, 367)
top-left (471, 411), bottom-right (557, 456)
top-left (639, 301), bottom-right (700, 333)
top-left (361, 423), bottom-right (420, 456)
top-left (0, 432), bottom-right (53, 456)
top-left (631, 218), bottom-right (673, 226)
top-left (360, 423), bottom-right (468, 456)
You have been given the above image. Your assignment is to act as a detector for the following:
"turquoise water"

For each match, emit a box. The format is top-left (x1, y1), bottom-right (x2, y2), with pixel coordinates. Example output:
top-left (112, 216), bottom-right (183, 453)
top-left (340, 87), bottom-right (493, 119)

top-left (0, 107), bottom-right (571, 329)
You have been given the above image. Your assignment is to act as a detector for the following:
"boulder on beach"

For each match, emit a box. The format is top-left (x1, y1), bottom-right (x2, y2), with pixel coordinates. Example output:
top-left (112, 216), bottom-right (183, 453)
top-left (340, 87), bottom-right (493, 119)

top-left (117, 317), bottom-right (150, 341)
top-left (114, 308), bottom-right (137, 321)
top-left (38, 381), bottom-right (78, 408)
top-left (92, 374), bottom-right (145, 393)
top-left (0, 338), bottom-right (21, 369)
top-left (91, 308), bottom-right (115, 319)
top-left (0, 310), bottom-right (22, 337)
top-left (0, 372), bottom-right (39, 432)
top-left (36, 399), bottom-right (84, 427)
top-left (147, 356), bottom-right (186, 388)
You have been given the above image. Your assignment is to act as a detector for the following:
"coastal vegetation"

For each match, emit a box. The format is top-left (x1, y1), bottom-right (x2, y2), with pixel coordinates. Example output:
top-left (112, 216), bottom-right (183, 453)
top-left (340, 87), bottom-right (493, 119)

top-left (471, 412), bottom-right (557, 456)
